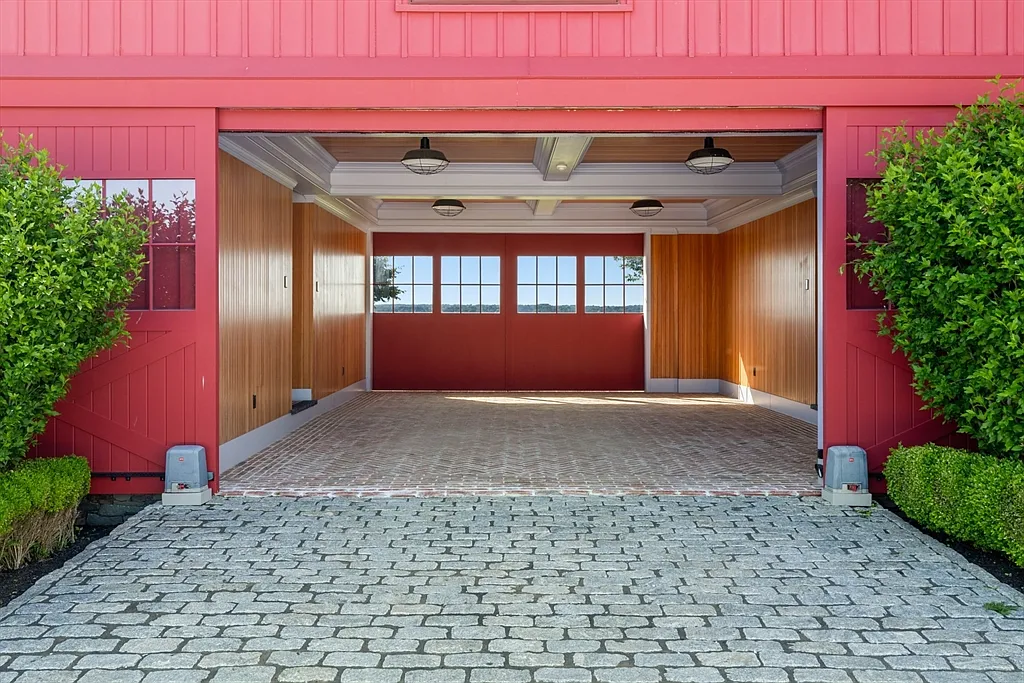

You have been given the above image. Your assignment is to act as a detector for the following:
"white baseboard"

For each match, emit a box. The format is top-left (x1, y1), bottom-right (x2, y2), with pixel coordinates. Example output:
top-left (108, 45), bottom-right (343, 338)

top-left (677, 379), bottom-right (722, 393)
top-left (648, 378), bottom-right (721, 393)
top-left (647, 378), bottom-right (679, 393)
top-left (219, 380), bottom-right (367, 474)
top-left (648, 378), bottom-right (817, 425)
top-left (291, 388), bottom-right (312, 402)
top-left (718, 380), bottom-right (817, 425)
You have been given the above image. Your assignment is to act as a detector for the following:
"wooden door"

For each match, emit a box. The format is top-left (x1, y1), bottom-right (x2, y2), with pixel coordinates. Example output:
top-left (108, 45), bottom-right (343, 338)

top-left (823, 107), bottom-right (971, 490)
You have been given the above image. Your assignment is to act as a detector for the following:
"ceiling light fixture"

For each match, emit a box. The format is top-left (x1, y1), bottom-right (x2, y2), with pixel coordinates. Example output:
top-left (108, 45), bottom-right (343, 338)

top-left (432, 199), bottom-right (465, 217)
top-left (630, 199), bottom-right (664, 217)
top-left (685, 137), bottom-right (735, 175)
top-left (401, 137), bottom-right (450, 175)
top-left (554, 162), bottom-right (569, 172)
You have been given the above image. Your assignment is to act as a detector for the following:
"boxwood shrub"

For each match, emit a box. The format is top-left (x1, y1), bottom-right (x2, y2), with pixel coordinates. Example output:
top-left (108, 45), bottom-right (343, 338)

top-left (885, 445), bottom-right (1024, 566)
top-left (0, 455), bottom-right (91, 569)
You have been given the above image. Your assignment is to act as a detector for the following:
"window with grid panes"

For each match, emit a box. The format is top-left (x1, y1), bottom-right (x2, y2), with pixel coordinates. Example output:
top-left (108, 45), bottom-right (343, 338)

top-left (584, 256), bottom-right (644, 313)
top-left (440, 256), bottom-right (500, 313)
top-left (373, 256), bottom-right (433, 313)
top-left (89, 179), bottom-right (197, 311)
top-left (517, 256), bottom-right (577, 313)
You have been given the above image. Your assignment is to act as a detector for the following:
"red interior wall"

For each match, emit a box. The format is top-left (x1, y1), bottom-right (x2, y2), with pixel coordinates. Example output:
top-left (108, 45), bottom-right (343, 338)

top-left (372, 233), bottom-right (644, 391)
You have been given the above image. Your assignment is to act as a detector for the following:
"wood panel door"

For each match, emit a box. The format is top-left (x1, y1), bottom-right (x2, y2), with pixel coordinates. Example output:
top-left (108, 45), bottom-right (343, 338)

top-left (1, 110), bottom-right (219, 493)
top-left (823, 107), bottom-right (970, 489)
top-left (311, 208), bottom-right (366, 400)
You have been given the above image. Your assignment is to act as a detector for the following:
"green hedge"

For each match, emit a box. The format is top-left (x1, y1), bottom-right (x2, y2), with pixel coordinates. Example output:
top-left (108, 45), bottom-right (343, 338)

top-left (0, 456), bottom-right (91, 568)
top-left (885, 445), bottom-right (1024, 566)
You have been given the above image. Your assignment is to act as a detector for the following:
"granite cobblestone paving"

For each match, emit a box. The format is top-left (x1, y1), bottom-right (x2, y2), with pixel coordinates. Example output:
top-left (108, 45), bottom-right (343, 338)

top-left (1, 495), bottom-right (1021, 682)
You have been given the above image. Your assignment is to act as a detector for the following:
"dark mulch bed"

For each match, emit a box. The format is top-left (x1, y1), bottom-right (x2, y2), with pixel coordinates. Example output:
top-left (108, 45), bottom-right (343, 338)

top-left (0, 525), bottom-right (112, 608)
top-left (877, 494), bottom-right (1024, 594)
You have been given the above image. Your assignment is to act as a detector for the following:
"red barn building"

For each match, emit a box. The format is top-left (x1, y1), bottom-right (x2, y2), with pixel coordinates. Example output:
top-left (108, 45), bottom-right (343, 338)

top-left (1, 0), bottom-right (1021, 496)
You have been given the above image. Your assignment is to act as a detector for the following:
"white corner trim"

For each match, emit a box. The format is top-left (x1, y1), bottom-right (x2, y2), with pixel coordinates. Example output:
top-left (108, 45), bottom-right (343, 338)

top-left (719, 380), bottom-right (817, 425)
top-left (313, 195), bottom-right (376, 232)
top-left (219, 381), bottom-right (367, 474)
top-left (218, 136), bottom-right (299, 190)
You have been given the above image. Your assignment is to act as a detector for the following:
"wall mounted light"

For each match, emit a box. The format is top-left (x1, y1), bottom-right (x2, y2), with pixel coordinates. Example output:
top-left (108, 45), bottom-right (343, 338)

top-left (685, 137), bottom-right (734, 175)
top-left (401, 137), bottom-right (450, 175)
top-left (630, 199), bottom-right (664, 217)
top-left (432, 199), bottom-right (465, 217)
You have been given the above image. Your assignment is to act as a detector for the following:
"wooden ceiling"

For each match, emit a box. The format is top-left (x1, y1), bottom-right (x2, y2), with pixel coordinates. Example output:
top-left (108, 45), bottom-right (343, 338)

top-left (315, 135), bottom-right (815, 164)
top-left (583, 135), bottom-right (816, 163)
top-left (315, 136), bottom-right (537, 163)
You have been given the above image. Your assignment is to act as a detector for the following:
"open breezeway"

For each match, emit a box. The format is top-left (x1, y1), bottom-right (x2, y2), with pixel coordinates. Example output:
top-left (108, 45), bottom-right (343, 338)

top-left (220, 392), bottom-right (819, 497)
top-left (1, 496), bottom-right (1021, 683)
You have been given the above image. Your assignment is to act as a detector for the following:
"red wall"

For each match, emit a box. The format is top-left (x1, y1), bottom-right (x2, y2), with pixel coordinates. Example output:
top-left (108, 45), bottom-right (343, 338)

top-left (373, 233), bottom-right (644, 391)
top-left (2, 0), bottom-right (1020, 60)
top-left (822, 106), bottom-right (975, 491)
top-left (0, 109), bottom-right (220, 494)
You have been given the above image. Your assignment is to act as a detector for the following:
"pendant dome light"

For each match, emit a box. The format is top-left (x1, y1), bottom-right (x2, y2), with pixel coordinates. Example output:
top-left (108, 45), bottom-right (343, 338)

top-left (432, 199), bottom-right (465, 217)
top-left (630, 199), bottom-right (664, 217)
top-left (685, 137), bottom-right (735, 175)
top-left (401, 137), bottom-right (450, 175)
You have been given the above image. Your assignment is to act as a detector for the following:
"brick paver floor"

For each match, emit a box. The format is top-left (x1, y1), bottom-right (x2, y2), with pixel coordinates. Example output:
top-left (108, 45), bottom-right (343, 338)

top-left (222, 393), bottom-right (820, 496)
top-left (1, 496), bottom-right (1021, 682)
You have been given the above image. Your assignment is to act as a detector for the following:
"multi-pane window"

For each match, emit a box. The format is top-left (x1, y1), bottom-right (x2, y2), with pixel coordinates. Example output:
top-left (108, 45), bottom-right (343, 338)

top-left (78, 179), bottom-right (197, 311)
top-left (585, 256), bottom-right (644, 313)
top-left (373, 256), bottom-right (433, 313)
top-left (441, 256), bottom-right (500, 313)
top-left (517, 256), bottom-right (577, 313)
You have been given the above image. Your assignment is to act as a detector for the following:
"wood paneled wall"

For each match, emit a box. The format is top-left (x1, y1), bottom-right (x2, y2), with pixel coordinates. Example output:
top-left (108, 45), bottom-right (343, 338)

top-left (292, 204), bottom-right (367, 400)
top-left (218, 151), bottom-right (293, 444)
top-left (650, 200), bottom-right (817, 405)
top-left (651, 235), bottom-right (722, 380)
top-left (721, 201), bottom-right (817, 405)
top-left (292, 206), bottom-right (314, 391)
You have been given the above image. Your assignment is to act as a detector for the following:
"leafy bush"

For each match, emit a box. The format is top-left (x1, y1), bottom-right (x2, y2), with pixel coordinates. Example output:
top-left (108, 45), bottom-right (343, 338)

top-left (0, 138), bottom-right (148, 469)
top-left (885, 445), bottom-right (1024, 566)
top-left (854, 83), bottom-right (1024, 457)
top-left (0, 455), bottom-right (91, 569)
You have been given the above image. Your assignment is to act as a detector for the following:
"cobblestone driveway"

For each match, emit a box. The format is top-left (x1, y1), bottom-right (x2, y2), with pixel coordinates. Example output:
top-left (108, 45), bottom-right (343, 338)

top-left (1, 496), bottom-right (1022, 683)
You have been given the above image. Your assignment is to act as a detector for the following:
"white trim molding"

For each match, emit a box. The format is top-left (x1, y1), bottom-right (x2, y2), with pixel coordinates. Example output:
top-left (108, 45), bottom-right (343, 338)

top-left (219, 381), bottom-right (367, 474)
top-left (718, 380), bottom-right (817, 425)
top-left (648, 378), bottom-right (817, 426)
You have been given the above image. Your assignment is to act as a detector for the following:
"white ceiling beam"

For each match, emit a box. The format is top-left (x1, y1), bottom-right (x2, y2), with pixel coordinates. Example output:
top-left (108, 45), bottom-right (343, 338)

top-left (533, 135), bottom-right (594, 181)
top-left (331, 162), bottom-right (785, 199)
top-left (372, 201), bottom-right (711, 234)
top-left (530, 199), bottom-right (562, 216)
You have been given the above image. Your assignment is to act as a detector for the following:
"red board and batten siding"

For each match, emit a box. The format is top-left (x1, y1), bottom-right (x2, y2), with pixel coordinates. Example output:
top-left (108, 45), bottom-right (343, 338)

top-left (0, 109), bottom-right (219, 494)
top-left (822, 107), bottom-right (973, 492)
top-left (373, 233), bottom-right (644, 391)
top-left (1, 0), bottom-right (1021, 59)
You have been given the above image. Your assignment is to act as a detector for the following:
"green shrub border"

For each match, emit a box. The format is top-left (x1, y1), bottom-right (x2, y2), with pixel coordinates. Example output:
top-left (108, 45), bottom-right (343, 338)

top-left (0, 456), bottom-right (91, 568)
top-left (885, 445), bottom-right (1024, 567)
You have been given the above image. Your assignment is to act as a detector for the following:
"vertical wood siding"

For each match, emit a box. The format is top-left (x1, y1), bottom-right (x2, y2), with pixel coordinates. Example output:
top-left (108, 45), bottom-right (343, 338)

top-left (2, 0), bottom-right (1019, 58)
top-left (309, 206), bottom-right (367, 400)
top-left (720, 200), bottom-right (817, 405)
top-left (0, 114), bottom-right (215, 493)
top-left (218, 151), bottom-right (293, 444)
top-left (292, 204), bottom-right (315, 392)
top-left (823, 108), bottom-right (971, 485)
top-left (649, 200), bottom-right (816, 405)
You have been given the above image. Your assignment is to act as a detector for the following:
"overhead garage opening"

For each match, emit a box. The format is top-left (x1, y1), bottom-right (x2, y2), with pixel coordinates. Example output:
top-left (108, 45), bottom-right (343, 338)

top-left (215, 130), bottom-right (821, 495)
